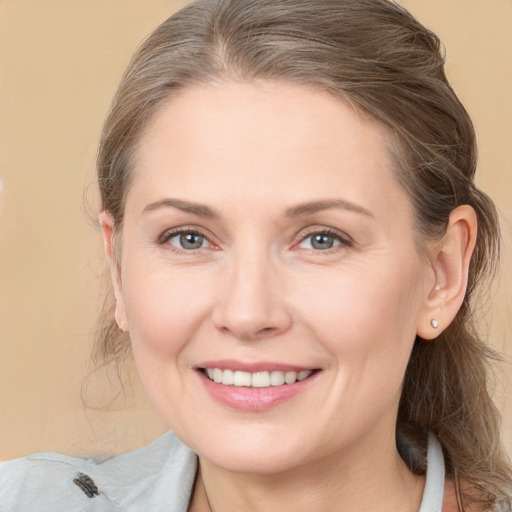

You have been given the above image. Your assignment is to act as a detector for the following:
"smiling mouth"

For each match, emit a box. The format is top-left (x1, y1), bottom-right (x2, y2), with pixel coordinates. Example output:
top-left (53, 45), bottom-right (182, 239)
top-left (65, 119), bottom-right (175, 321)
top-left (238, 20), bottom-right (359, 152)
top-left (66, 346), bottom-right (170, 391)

top-left (201, 368), bottom-right (318, 387)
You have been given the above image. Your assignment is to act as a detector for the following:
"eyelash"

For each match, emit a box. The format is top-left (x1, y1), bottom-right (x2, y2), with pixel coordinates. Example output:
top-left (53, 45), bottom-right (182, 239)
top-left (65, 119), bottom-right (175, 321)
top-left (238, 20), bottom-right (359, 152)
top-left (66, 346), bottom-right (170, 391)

top-left (157, 226), bottom-right (353, 254)
top-left (157, 227), bottom-right (214, 252)
top-left (294, 227), bottom-right (353, 253)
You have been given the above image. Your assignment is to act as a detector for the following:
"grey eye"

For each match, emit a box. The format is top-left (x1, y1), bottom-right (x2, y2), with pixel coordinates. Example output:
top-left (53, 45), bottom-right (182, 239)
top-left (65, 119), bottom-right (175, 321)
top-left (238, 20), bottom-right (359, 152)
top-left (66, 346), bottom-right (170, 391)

top-left (300, 232), bottom-right (341, 250)
top-left (169, 232), bottom-right (207, 250)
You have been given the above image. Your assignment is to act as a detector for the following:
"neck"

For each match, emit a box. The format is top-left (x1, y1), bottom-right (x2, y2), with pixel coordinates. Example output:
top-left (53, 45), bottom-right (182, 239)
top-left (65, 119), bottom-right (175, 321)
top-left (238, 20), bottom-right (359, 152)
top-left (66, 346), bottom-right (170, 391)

top-left (189, 431), bottom-right (425, 512)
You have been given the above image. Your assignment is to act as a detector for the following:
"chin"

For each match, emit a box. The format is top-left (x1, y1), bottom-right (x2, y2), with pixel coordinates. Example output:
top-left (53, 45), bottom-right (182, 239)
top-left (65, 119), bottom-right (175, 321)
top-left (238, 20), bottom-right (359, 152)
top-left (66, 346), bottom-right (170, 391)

top-left (202, 446), bottom-right (309, 475)
top-left (180, 424), bottom-right (317, 475)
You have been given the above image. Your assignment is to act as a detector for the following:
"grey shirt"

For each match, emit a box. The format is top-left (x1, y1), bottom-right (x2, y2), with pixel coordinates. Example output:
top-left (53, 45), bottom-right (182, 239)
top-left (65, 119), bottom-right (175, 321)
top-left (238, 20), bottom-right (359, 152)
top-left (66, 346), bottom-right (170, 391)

top-left (0, 431), bottom-right (444, 511)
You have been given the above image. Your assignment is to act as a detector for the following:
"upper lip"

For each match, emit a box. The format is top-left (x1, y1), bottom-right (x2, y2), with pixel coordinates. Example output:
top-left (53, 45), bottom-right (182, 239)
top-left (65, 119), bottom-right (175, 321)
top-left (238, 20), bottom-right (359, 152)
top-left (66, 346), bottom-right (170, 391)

top-left (196, 359), bottom-right (317, 373)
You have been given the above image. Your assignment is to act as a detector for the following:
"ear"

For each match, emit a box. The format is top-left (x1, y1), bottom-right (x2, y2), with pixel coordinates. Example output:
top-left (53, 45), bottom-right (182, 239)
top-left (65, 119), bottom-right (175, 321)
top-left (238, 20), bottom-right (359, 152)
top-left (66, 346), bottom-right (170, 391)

top-left (416, 205), bottom-right (477, 340)
top-left (99, 211), bottom-right (128, 332)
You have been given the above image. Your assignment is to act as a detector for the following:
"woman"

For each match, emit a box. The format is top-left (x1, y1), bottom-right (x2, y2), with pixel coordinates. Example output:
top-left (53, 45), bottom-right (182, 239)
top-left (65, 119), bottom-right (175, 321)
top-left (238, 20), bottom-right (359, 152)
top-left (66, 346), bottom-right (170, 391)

top-left (1, 0), bottom-right (511, 510)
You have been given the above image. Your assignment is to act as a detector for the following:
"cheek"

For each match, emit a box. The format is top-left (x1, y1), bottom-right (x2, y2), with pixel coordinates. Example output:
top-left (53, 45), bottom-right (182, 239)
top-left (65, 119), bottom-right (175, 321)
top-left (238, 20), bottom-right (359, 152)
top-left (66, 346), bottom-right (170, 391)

top-left (121, 264), bottom-right (213, 360)
top-left (119, 266), bottom-right (217, 427)
top-left (294, 262), bottom-right (426, 439)
top-left (294, 258), bottom-right (425, 372)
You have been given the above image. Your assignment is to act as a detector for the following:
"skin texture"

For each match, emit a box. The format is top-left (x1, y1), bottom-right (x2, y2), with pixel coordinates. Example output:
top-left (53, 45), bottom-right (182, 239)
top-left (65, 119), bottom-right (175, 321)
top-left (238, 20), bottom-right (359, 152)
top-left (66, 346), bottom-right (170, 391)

top-left (101, 81), bottom-right (476, 511)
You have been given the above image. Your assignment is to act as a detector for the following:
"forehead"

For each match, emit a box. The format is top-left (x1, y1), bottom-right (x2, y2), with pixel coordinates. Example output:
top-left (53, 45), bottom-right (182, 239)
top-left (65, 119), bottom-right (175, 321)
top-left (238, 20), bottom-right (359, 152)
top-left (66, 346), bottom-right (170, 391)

top-left (129, 80), bottom-right (408, 218)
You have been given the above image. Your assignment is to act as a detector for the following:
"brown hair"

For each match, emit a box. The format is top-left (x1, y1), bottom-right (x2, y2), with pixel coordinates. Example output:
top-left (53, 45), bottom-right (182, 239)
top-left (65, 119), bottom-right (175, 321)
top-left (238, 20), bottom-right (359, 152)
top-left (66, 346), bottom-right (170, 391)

top-left (95, 0), bottom-right (511, 509)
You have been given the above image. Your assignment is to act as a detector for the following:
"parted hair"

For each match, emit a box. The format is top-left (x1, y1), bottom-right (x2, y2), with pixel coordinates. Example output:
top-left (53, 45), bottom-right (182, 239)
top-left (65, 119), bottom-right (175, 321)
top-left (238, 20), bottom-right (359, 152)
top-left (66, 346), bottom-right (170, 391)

top-left (95, 1), bottom-right (512, 509)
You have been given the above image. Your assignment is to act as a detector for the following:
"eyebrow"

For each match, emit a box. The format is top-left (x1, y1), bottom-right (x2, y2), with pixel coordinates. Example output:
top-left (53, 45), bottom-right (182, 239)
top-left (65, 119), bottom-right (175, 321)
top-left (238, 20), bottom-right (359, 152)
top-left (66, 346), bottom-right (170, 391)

top-left (142, 197), bottom-right (374, 219)
top-left (285, 199), bottom-right (374, 218)
top-left (142, 198), bottom-right (220, 218)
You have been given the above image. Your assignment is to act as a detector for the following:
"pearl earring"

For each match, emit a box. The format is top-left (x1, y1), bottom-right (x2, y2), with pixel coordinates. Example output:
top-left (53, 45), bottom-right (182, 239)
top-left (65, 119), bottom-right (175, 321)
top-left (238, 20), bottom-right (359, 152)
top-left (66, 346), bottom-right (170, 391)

top-left (431, 319), bottom-right (439, 329)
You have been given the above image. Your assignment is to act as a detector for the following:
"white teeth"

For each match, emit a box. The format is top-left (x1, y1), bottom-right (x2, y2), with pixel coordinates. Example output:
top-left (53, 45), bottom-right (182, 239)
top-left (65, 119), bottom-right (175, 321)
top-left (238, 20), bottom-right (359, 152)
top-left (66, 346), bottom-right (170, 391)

top-left (233, 371), bottom-right (252, 387)
top-left (221, 369), bottom-right (234, 385)
top-left (204, 368), bottom-right (313, 387)
top-left (251, 372), bottom-right (270, 388)
top-left (297, 370), bottom-right (311, 381)
top-left (270, 371), bottom-right (285, 386)
top-left (213, 368), bottom-right (223, 383)
top-left (284, 371), bottom-right (297, 384)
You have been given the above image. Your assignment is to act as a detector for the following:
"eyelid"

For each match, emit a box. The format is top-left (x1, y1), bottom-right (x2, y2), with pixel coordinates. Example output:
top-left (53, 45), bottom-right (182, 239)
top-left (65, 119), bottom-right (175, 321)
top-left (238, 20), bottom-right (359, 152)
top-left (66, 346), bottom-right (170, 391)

top-left (293, 226), bottom-right (353, 250)
top-left (157, 226), bottom-right (217, 250)
top-left (156, 225), bottom-right (353, 253)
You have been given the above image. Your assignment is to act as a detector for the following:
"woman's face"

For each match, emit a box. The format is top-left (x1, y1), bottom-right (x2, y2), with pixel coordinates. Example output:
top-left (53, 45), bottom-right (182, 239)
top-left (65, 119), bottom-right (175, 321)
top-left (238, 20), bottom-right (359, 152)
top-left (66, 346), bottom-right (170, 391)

top-left (110, 81), bottom-right (434, 473)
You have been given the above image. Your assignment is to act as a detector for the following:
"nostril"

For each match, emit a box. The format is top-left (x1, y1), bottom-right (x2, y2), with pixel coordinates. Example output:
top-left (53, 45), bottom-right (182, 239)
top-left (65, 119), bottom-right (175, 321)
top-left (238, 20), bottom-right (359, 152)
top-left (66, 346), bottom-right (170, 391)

top-left (237, 326), bottom-right (279, 342)
top-left (258, 326), bottom-right (279, 336)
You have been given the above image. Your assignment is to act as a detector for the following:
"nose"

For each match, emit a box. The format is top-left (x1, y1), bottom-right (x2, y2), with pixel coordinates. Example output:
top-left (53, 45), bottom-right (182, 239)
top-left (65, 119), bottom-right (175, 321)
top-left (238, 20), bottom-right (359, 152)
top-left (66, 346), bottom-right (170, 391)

top-left (211, 249), bottom-right (292, 341)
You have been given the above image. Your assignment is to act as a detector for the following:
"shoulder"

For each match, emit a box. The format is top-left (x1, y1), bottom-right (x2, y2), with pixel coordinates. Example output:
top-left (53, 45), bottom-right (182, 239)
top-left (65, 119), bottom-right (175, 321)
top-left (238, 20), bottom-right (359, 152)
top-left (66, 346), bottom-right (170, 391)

top-left (0, 451), bottom-right (107, 511)
top-left (0, 430), bottom-right (197, 511)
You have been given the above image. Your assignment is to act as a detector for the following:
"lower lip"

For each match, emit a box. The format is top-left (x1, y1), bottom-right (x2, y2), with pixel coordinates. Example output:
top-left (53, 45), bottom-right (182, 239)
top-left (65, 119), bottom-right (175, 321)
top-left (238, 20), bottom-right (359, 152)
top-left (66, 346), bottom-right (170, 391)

top-left (197, 370), bottom-right (319, 411)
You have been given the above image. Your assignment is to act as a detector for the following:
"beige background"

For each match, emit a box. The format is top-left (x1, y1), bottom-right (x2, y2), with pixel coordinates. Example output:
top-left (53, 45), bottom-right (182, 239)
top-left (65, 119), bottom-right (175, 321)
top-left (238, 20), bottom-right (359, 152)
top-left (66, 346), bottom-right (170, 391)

top-left (0, 0), bottom-right (510, 461)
